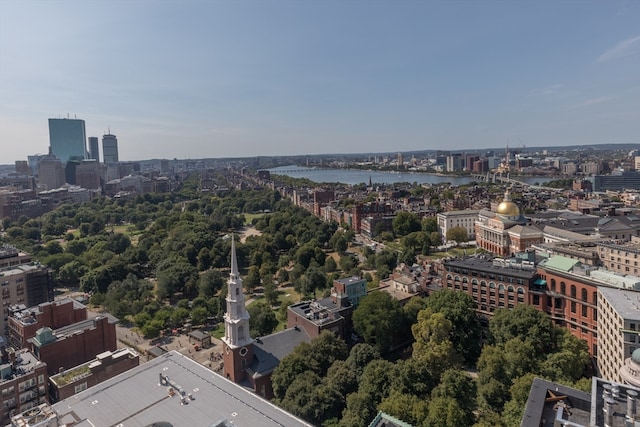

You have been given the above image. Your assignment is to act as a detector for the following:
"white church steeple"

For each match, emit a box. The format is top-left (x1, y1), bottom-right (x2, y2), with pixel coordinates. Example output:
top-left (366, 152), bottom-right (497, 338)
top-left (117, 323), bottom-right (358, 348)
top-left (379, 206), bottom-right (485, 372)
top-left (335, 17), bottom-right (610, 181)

top-left (222, 236), bottom-right (252, 349)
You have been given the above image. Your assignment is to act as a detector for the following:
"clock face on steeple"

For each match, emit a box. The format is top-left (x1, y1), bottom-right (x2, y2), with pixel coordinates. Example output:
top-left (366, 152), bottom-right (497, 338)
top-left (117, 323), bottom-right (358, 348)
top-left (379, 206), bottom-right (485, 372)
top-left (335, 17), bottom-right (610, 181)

top-left (240, 347), bottom-right (248, 356)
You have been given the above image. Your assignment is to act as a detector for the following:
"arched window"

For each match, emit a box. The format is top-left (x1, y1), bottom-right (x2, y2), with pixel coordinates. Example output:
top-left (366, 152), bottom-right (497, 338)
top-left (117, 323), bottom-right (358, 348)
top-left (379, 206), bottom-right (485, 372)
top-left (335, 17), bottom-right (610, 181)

top-left (498, 284), bottom-right (505, 292)
top-left (454, 275), bottom-right (461, 282)
top-left (581, 288), bottom-right (588, 302)
top-left (238, 325), bottom-right (245, 340)
top-left (462, 277), bottom-right (469, 283)
top-left (472, 279), bottom-right (478, 285)
top-left (570, 285), bottom-right (576, 298)
top-left (490, 282), bottom-right (496, 289)
top-left (560, 282), bottom-right (566, 295)
top-left (447, 274), bottom-right (453, 280)
top-left (507, 285), bottom-right (515, 292)
top-left (480, 281), bottom-right (487, 288)
top-left (592, 292), bottom-right (597, 305)
top-left (517, 287), bottom-right (525, 294)
top-left (236, 287), bottom-right (239, 296)
top-left (550, 279), bottom-right (556, 292)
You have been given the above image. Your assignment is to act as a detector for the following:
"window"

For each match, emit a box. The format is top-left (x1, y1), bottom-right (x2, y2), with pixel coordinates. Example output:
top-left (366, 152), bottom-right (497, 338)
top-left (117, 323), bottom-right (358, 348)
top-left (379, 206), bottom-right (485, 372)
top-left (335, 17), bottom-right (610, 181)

top-left (235, 288), bottom-right (239, 295)
top-left (570, 285), bottom-right (576, 298)
top-left (582, 305), bottom-right (587, 317)
top-left (74, 382), bottom-right (88, 394)
top-left (561, 282), bottom-right (566, 294)
top-left (581, 289), bottom-right (588, 302)
top-left (571, 301), bottom-right (577, 313)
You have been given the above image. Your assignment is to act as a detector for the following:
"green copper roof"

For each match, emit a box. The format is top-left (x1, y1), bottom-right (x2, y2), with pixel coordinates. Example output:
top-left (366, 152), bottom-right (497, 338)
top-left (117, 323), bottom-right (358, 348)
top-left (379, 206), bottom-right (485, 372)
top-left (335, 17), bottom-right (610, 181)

top-left (543, 255), bottom-right (580, 272)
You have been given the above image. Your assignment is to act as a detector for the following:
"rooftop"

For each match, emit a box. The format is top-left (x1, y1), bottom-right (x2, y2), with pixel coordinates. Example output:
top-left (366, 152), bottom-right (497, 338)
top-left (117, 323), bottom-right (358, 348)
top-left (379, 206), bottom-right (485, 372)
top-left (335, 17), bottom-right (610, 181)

top-left (598, 286), bottom-right (640, 321)
top-left (443, 256), bottom-right (538, 280)
top-left (250, 327), bottom-right (311, 377)
top-left (52, 350), bottom-right (313, 427)
top-left (0, 349), bottom-right (46, 384)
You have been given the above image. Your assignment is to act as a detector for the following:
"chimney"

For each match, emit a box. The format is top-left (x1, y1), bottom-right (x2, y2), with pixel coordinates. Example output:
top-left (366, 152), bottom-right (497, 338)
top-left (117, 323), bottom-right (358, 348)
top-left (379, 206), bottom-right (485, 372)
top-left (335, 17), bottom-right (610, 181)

top-left (8, 349), bottom-right (16, 367)
top-left (627, 390), bottom-right (638, 420)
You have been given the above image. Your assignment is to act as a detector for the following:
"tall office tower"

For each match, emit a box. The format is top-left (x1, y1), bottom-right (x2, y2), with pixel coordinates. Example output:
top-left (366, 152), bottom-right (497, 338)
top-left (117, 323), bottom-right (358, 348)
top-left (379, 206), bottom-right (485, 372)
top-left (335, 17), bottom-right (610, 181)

top-left (88, 136), bottom-right (100, 161)
top-left (48, 118), bottom-right (87, 163)
top-left (102, 133), bottom-right (119, 163)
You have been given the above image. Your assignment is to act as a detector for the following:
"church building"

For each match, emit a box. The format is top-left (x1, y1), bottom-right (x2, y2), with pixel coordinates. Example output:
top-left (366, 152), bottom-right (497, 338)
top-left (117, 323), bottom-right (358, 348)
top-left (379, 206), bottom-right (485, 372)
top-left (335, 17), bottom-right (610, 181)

top-left (222, 237), bottom-right (311, 399)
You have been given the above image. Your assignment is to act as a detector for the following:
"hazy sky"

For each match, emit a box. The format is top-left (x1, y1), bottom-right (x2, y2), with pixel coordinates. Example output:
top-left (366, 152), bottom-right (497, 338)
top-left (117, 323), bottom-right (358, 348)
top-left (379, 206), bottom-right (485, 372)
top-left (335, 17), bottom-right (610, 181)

top-left (1, 1), bottom-right (639, 163)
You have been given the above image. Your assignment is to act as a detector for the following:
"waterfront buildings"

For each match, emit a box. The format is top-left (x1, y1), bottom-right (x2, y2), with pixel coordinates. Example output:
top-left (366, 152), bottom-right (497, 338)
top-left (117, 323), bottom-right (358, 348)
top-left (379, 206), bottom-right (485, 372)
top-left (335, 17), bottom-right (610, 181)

top-left (47, 118), bottom-right (86, 163)
top-left (102, 132), bottom-right (119, 163)
top-left (591, 171), bottom-right (640, 192)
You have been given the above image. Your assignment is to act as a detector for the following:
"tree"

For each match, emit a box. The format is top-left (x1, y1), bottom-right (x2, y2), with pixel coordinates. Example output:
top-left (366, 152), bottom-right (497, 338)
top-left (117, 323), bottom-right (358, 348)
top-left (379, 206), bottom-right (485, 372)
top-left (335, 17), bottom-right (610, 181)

top-left (476, 345), bottom-right (510, 411)
top-left (411, 309), bottom-right (463, 380)
top-left (422, 216), bottom-right (438, 233)
top-left (392, 212), bottom-right (421, 237)
top-left (489, 305), bottom-right (556, 354)
top-left (353, 292), bottom-right (403, 354)
top-left (247, 300), bottom-right (278, 337)
top-left (378, 390), bottom-right (429, 427)
top-left (426, 290), bottom-right (482, 364)
top-left (445, 226), bottom-right (468, 245)
top-left (431, 369), bottom-right (476, 425)
top-left (198, 269), bottom-right (224, 298)
top-left (244, 265), bottom-right (262, 293)
top-left (425, 397), bottom-right (469, 427)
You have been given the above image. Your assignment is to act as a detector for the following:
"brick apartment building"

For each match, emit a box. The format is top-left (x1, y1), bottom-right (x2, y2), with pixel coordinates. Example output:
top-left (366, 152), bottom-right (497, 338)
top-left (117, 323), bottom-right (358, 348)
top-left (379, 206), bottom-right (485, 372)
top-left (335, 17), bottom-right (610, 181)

top-left (1, 246), bottom-right (53, 339)
top-left (0, 348), bottom-right (48, 424)
top-left (7, 299), bottom-right (87, 349)
top-left (29, 314), bottom-right (118, 376)
top-left (48, 348), bottom-right (139, 402)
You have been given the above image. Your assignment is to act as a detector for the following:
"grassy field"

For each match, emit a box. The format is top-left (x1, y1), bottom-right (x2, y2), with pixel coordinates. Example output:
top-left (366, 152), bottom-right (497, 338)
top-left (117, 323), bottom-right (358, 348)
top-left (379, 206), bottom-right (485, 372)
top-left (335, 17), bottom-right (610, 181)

top-left (243, 213), bottom-right (268, 225)
top-left (106, 224), bottom-right (145, 245)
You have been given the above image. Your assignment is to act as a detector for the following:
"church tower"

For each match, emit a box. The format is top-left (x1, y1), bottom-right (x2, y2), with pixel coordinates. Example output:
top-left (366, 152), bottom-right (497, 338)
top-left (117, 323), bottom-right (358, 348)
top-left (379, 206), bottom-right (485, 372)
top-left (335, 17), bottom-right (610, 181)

top-left (222, 236), bottom-right (254, 383)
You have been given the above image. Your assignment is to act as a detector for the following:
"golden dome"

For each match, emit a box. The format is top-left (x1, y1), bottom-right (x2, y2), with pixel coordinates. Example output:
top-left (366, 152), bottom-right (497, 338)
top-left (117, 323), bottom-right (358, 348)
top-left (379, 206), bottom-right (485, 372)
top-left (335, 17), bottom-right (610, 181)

top-left (496, 189), bottom-right (520, 217)
top-left (497, 201), bottom-right (520, 217)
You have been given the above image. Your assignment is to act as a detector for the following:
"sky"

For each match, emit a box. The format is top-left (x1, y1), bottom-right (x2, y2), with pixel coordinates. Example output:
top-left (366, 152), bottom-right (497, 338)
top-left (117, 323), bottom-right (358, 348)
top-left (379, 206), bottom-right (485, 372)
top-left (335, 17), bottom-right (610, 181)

top-left (1, 1), bottom-right (639, 163)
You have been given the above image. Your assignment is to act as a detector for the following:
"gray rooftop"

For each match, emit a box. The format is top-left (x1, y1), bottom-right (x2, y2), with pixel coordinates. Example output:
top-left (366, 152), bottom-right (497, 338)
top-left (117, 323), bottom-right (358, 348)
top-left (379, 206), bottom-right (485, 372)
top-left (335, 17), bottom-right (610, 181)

top-left (598, 286), bottom-right (640, 321)
top-left (443, 256), bottom-right (538, 280)
top-left (52, 350), bottom-right (313, 427)
top-left (250, 327), bottom-right (311, 377)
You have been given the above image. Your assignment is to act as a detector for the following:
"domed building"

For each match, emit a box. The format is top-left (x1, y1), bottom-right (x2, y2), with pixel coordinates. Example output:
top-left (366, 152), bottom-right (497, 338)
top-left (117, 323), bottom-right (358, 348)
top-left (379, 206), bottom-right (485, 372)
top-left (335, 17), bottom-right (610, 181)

top-left (620, 348), bottom-right (640, 388)
top-left (475, 188), bottom-right (543, 256)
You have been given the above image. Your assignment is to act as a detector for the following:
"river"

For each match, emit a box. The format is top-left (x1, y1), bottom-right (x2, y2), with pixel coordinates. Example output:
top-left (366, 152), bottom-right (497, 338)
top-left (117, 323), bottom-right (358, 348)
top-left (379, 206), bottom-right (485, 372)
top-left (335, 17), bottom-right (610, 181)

top-left (268, 165), bottom-right (555, 186)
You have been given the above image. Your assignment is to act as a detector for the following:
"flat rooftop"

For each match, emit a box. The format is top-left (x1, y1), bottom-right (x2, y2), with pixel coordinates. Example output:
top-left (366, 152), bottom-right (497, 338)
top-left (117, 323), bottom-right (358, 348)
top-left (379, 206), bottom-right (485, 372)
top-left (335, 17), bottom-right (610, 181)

top-left (598, 286), bottom-right (640, 320)
top-left (52, 350), bottom-right (313, 427)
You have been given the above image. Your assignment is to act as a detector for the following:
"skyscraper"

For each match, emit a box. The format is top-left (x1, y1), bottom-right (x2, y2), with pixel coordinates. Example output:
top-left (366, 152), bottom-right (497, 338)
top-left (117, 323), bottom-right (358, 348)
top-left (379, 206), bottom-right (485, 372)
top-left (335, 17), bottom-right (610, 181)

top-left (102, 133), bottom-right (119, 163)
top-left (48, 118), bottom-right (87, 163)
top-left (88, 136), bottom-right (99, 161)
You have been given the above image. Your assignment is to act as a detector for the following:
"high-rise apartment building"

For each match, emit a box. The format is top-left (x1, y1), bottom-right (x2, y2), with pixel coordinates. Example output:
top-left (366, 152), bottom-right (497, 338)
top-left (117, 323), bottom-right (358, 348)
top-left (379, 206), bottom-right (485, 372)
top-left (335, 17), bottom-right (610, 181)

top-left (102, 133), bottom-right (119, 163)
top-left (48, 118), bottom-right (87, 163)
top-left (87, 136), bottom-right (99, 161)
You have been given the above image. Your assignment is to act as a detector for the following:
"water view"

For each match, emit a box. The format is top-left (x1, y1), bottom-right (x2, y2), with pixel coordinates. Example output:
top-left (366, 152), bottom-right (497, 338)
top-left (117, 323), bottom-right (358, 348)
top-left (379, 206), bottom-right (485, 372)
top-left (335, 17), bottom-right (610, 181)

top-left (269, 165), bottom-right (556, 186)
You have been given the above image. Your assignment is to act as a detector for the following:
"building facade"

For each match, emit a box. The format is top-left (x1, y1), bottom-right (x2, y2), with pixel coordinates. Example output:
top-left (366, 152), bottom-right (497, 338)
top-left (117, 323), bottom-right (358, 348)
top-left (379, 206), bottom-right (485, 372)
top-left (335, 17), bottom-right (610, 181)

top-left (48, 118), bottom-right (86, 163)
top-left (87, 136), bottom-right (99, 161)
top-left (597, 240), bottom-right (640, 276)
top-left (0, 348), bottom-right (48, 424)
top-left (7, 299), bottom-right (87, 350)
top-left (437, 210), bottom-right (479, 243)
top-left (1, 260), bottom-right (53, 341)
top-left (102, 133), bottom-right (119, 163)
top-left (48, 348), bottom-right (139, 402)
top-left (475, 190), bottom-right (543, 256)
top-left (30, 314), bottom-right (118, 376)
top-left (597, 286), bottom-right (640, 384)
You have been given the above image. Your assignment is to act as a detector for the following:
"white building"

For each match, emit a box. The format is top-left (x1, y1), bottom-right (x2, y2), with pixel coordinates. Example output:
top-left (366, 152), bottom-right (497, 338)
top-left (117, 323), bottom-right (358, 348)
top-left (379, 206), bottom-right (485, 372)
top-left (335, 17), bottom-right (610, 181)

top-left (437, 210), bottom-right (479, 243)
top-left (597, 286), bottom-right (640, 383)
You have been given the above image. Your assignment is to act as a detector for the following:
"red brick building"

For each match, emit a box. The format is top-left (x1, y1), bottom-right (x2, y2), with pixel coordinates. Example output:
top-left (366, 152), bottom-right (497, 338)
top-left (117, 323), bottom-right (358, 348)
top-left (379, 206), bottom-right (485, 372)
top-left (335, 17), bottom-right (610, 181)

top-left (7, 299), bottom-right (86, 349)
top-left (0, 348), bottom-right (48, 424)
top-left (48, 348), bottom-right (139, 402)
top-left (29, 315), bottom-right (118, 376)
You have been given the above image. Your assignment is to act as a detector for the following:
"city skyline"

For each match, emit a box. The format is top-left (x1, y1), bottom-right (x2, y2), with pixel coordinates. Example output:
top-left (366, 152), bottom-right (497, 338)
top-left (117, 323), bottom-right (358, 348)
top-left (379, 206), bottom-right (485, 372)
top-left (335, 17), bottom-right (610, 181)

top-left (1, 1), bottom-right (639, 164)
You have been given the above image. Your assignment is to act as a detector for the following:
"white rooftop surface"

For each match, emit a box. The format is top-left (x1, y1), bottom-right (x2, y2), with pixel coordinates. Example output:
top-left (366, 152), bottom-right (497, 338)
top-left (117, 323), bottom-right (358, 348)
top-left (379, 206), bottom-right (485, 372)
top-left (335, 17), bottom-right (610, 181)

top-left (598, 286), bottom-right (640, 320)
top-left (52, 350), bottom-right (312, 427)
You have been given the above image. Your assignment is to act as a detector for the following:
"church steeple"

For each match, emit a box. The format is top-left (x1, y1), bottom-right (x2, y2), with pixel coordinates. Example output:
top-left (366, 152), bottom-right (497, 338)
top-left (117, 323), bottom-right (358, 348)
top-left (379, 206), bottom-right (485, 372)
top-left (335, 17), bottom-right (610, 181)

top-left (222, 235), bottom-right (254, 382)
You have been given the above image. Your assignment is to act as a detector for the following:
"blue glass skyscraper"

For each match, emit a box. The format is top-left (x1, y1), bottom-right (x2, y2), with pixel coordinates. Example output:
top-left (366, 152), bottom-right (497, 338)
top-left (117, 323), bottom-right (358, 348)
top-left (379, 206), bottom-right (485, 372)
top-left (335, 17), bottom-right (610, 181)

top-left (48, 118), bottom-right (87, 163)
